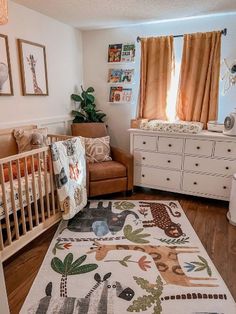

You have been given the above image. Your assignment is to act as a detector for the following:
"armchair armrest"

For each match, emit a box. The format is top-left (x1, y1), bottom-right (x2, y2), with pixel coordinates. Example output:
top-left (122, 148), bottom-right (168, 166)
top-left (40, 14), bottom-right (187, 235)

top-left (111, 146), bottom-right (133, 191)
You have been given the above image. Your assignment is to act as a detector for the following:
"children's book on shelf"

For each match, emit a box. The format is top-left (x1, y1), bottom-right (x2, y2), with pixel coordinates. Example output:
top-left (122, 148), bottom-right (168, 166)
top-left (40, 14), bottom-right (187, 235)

top-left (109, 86), bottom-right (132, 103)
top-left (108, 44), bottom-right (122, 62)
top-left (108, 69), bottom-right (134, 83)
top-left (121, 43), bottom-right (135, 62)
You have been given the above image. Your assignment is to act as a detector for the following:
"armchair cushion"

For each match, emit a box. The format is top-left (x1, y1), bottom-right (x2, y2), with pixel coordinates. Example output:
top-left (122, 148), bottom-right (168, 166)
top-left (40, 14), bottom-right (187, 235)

top-left (89, 161), bottom-right (126, 181)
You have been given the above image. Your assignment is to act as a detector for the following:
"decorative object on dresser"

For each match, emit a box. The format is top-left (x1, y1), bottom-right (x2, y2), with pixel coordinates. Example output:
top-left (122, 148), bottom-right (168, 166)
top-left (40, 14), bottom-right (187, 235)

top-left (18, 39), bottom-right (49, 96)
top-left (0, 34), bottom-right (13, 96)
top-left (72, 123), bottom-right (133, 197)
top-left (224, 108), bottom-right (236, 136)
top-left (129, 128), bottom-right (236, 201)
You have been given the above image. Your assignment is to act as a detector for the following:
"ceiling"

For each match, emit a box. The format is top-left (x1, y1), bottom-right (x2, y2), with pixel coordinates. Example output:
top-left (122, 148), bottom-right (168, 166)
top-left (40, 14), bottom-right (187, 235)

top-left (12, 0), bottom-right (236, 30)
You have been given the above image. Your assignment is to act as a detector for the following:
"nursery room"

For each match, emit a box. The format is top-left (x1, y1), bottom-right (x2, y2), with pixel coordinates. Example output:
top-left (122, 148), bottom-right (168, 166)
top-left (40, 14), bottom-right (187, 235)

top-left (0, 0), bottom-right (236, 313)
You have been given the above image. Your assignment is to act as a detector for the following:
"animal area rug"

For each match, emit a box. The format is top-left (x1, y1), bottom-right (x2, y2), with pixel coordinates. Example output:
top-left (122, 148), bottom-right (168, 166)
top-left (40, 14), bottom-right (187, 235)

top-left (21, 200), bottom-right (236, 314)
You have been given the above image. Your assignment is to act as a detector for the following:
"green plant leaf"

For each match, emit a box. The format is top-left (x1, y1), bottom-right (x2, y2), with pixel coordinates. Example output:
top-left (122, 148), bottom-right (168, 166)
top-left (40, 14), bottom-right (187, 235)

top-left (70, 254), bottom-right (87, 271)
top-left (63, 253), bottom-right (73, 275)
top-left (51, 257), bottom-right (65, 274)
top-left (195, 266), bottom-right (207, 272)
top-left (68, 263), bottom-right (98, 275)
top-left (71, 94), bottom-right (82, 102)
top-left (86, 87), bottom-right (94, 93)
top-left (133, 276), bottom-right (156, 294)
top-left (124, 224), bottom-right (150, 244)
top-left (86, 94), bottom-right (95, 104)
top-left (123, 255), bottom-right (132, 262)
top-left (127, 294), bottom-right (155, 312)
top-left (119, 260), bottom-right (128, 267)
top-left (191, 261), bottom-right (205, 267)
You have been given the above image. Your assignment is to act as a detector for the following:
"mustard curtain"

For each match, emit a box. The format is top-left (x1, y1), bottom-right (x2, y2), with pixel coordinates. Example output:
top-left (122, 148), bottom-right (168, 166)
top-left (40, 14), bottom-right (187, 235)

top-left (138, 36), bottom-right (174, 120)
top-left (176, 31), bottom-right (221, 127)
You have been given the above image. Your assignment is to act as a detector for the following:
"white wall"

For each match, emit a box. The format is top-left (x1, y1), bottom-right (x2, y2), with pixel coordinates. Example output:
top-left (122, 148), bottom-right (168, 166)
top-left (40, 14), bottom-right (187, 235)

top-left (82, 14), bottom-right (236, 151)
top-left (0, 1), bottom-right (83, 133)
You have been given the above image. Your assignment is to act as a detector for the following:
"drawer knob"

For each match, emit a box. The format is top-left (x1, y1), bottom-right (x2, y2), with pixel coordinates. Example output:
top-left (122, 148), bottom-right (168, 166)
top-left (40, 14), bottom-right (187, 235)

top-left (227, 149), bottom-right (231, 152)
top-left (223, 186), bottom-right (227, 189)
top-left (167, 160), bottom-right (171, 163)
top-left (168, 144), bottom-right (172, 147)
top-left (142, 157), bottom-right (146, 160)
top-left (225, 166), bottom-right (229, 170)
top-left (143, 141), bottom-right (146, 145)
top-left (193, 182), bottom-right (197, 185)
top-left (142, 174), bottom-right (145, 177)
top-left (195, 163), bottom-right (199, 167)
top-left (196, 146), bottom-right (200, 150)
top-left (166, 178), bottom-right (170, 181)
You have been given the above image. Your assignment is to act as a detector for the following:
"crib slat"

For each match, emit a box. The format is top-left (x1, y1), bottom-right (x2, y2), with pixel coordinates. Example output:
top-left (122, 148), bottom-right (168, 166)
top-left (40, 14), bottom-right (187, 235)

top-left (8, 161), bottom-right (20, 240)
top-left (0, 220), bottom-right (4, 250)
top-left (31, 155), bottom-right (39, 226)
top-left (43, 152), bottom-right (50, 218)
top-left (16, 159), bottom-right (27, 235)
top-left (37, 153), bottom-right (45, 222)
top-left (48, 153), bottom-right (55, 215)
top-left (0, 164), bottom-right (12, 245)
top-left (23, 158), bottom-right (33, 230)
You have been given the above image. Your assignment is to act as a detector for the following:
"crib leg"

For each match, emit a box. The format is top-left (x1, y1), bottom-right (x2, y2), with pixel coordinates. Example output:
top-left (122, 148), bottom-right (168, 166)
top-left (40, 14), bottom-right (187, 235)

top-left (0, 261), bottom-right (10, 314)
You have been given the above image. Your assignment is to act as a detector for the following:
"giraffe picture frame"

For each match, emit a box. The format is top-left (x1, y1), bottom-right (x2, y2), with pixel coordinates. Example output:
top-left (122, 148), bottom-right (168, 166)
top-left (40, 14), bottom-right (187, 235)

top-left (0, 34), bottom-right (13, 96)
top-left (18, 39), bottom-right (49, 96)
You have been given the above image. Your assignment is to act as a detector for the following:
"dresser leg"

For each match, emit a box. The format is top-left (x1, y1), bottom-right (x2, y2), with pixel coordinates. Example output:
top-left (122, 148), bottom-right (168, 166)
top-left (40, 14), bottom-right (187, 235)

top-left (126, 190), bottom-right (133, 197)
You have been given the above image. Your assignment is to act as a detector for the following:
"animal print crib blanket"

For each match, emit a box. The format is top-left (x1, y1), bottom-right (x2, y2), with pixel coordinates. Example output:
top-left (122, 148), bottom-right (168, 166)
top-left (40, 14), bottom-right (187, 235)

top-left (21, 200), bottom-right (236, 314)
top-left (50, 137), bottom-right (87, 220)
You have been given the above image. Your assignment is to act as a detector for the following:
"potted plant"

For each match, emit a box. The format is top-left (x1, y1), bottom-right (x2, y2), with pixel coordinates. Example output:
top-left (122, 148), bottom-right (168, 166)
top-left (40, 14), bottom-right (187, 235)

top-left (71, 86), bottom-right (107, 135)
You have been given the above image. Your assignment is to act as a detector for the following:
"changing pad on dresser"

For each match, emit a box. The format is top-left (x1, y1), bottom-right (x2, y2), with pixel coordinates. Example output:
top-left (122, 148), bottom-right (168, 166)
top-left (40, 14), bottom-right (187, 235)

top-left (140, 120), bottom-right (204, 134)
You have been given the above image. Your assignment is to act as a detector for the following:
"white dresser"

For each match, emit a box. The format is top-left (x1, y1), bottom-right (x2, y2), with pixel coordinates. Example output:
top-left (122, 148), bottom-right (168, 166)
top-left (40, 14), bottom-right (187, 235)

top-left (129, 129), bottom-right (236, 201)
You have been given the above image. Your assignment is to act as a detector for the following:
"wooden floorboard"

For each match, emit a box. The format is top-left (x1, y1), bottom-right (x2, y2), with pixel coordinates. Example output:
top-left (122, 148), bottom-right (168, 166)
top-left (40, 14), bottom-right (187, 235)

top-left (3, 188), bottom-right (236, 313)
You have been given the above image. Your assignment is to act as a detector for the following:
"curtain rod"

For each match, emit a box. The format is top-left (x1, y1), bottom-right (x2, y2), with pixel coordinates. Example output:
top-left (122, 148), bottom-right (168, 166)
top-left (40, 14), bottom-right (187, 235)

top-left (136, 28), bottom-right (227, 42)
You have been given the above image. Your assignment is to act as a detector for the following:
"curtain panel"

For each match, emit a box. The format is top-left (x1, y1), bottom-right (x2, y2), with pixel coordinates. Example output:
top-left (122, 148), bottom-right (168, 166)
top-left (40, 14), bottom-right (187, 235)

top-left (176, 31), bottom-right (221, 127)
top-left (138, 36), bottom-right (174, 120)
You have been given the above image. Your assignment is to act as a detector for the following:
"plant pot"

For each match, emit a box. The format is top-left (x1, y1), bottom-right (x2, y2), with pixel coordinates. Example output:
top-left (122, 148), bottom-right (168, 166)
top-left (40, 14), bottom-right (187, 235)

top-left (71, 123), bottom-right (107, 138)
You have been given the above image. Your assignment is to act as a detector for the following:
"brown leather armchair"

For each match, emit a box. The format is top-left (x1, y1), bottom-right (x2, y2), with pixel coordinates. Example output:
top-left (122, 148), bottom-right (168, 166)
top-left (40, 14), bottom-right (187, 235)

top-left (71, 123), bottom-right (133, 197)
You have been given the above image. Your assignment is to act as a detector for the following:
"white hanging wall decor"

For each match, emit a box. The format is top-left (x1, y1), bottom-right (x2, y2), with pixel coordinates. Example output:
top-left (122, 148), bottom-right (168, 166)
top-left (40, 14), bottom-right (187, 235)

top-left (221, 58), bottom-right (236, 95)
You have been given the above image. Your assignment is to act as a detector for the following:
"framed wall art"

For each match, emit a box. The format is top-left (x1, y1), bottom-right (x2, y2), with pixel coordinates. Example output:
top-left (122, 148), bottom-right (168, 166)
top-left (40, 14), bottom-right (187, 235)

top-left (18, 39), bottom-right (49, 96)
top-left (0, 34), bottom-right (13, 96)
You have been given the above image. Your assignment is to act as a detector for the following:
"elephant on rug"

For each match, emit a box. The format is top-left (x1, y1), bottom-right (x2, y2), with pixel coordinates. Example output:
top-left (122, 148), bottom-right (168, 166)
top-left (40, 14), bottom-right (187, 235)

top-left (67, 201), bottom-right (139, 236)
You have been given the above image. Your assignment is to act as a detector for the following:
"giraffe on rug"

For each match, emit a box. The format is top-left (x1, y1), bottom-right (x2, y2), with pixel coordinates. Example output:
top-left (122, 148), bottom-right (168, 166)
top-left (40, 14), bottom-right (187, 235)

top-left (27, 54), bottom-right (43, 95)
top-left (87, 242), bottom-right (218, 288)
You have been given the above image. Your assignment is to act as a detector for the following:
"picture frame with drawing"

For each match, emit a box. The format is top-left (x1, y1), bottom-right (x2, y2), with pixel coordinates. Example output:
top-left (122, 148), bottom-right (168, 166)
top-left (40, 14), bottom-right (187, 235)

top-left (18, 39), bottom-right (49, 96)
top-left (0, 34), bottom-right (13, 96)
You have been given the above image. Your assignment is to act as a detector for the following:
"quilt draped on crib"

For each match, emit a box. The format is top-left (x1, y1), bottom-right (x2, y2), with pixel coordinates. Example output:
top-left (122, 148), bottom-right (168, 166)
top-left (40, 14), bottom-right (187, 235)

top-left (50, 137), bottom-right (87, 220)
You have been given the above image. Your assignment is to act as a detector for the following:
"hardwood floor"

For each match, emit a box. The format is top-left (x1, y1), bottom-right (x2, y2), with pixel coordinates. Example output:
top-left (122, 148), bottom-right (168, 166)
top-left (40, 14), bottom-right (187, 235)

top-left (3, 188), bottom-right (236, 313)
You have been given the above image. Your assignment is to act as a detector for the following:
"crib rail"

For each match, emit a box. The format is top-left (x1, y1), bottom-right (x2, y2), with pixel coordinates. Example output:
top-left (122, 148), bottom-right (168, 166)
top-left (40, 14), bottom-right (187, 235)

top-left (0, 134), bottom-right (74, 262)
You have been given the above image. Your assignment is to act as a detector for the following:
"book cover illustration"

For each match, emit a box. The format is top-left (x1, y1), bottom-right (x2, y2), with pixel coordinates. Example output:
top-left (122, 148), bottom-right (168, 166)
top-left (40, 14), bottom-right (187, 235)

top-left (108, 44), bottom-right (122, 62)
top-left (109, 86), bottom-right (132, 103)
top-left (108, 69), bottom-right (134, 83)
top-left (121, 43), bottom-right (135, 62)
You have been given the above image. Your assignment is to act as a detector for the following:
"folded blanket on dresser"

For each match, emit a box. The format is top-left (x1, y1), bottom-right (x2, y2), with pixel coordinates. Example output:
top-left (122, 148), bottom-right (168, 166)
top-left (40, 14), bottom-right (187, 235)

top-left (50, 137), bottom-right (87, 220)
top-left (140, 120), bottom-right (204, 134)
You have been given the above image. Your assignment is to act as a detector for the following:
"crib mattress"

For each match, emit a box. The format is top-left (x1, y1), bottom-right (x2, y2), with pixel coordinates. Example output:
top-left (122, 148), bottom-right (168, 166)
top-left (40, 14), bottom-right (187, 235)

top-left (0, 172), bottom-right (51, 220)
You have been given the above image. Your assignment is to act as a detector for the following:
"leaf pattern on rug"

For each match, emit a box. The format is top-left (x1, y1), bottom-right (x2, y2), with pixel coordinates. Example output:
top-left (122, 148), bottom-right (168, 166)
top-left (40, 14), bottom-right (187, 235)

top-left (127, 276), bottom-right (163, 314)
top-left (156, 237), bottom-right (190, 245)
top-left (105, 255), bottom-right (152, 271)
top-left (114, 201), bottom-right (136, 210)
top-left (52, 239), bottom-right (72, 255)
top-left (184, 255), bottom-right (212, 277)
top-left (51, 253), bottom-right (98, 297)
top-left (124, 225), bottom-right (150, 243)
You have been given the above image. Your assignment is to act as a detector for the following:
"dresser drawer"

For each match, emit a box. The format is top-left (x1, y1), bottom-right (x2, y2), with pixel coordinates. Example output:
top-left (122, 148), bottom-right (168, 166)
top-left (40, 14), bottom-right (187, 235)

top-left (185, 139), bottom-right (213, 156)
top-left (183, 172), bottom-right (231, 198)
top-left (214, 141), bottom-right (236, 159)
top-left (134, 166), bottom-right (181, 189)
top-left (134, 151), bottom-right (182, 169)
top-left (158, 137), bottom-right (184, 154)
top-left (133, 135), bottom-right (157, 151)
top-left (184, 156), bottom-right (236, 176)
